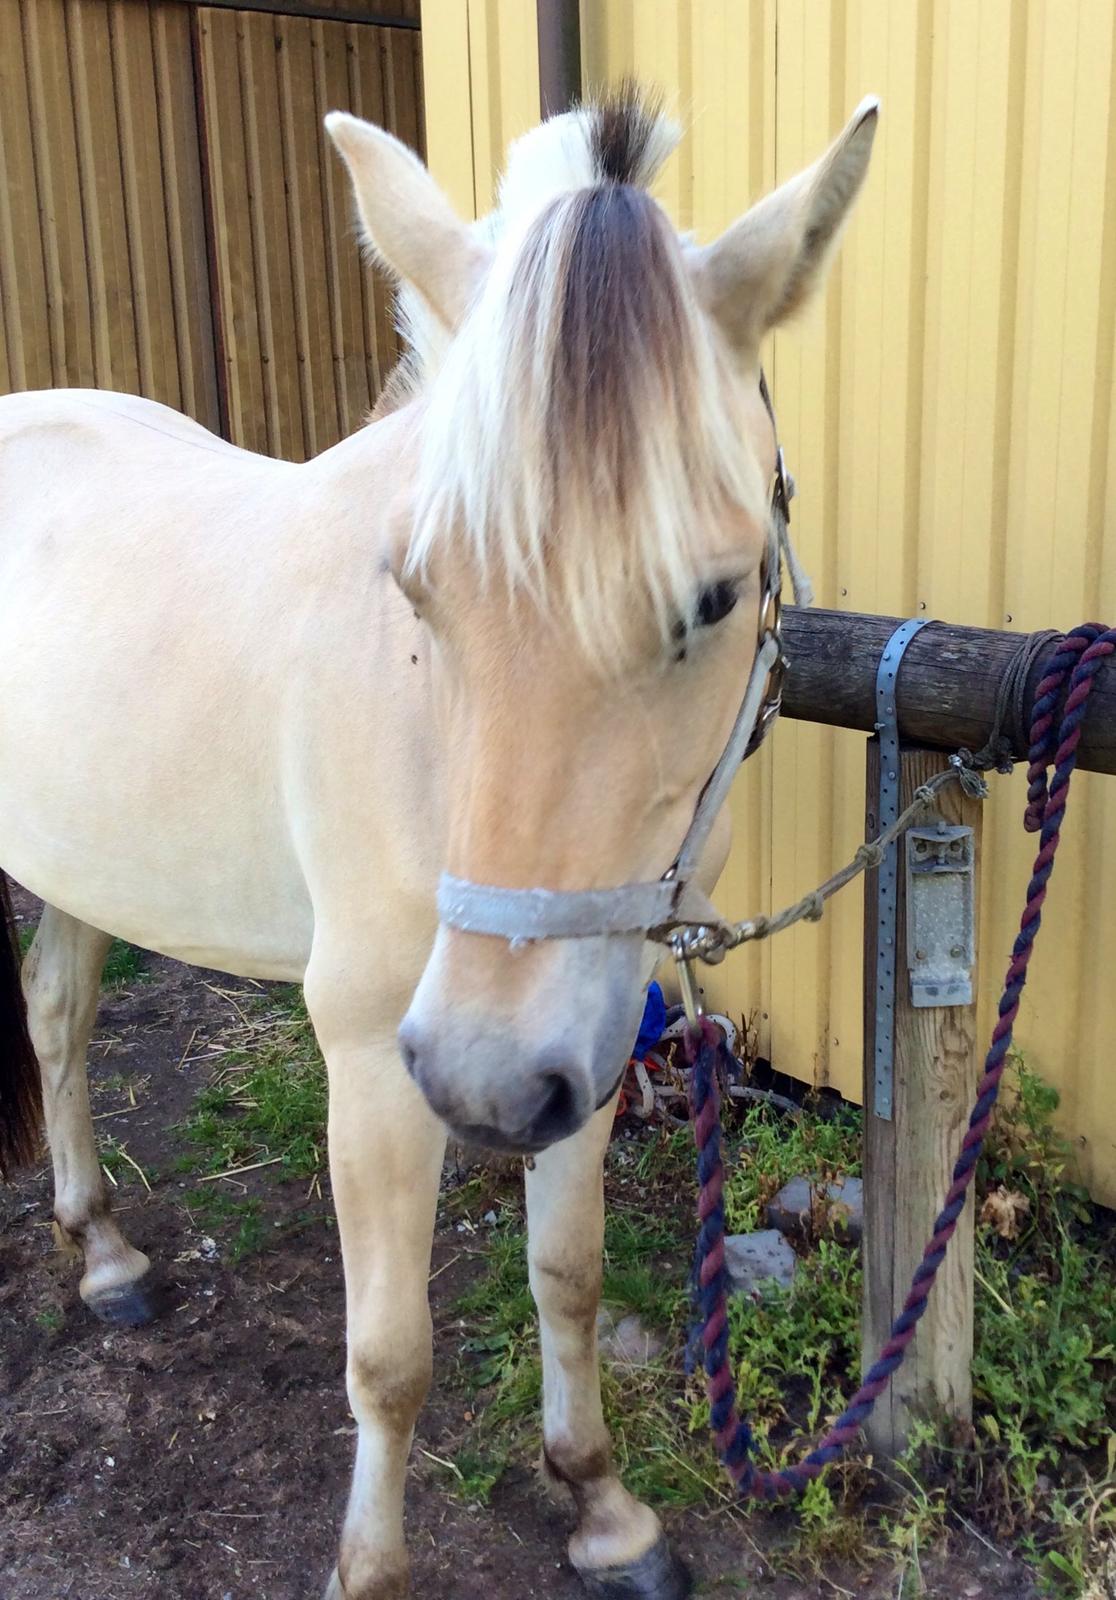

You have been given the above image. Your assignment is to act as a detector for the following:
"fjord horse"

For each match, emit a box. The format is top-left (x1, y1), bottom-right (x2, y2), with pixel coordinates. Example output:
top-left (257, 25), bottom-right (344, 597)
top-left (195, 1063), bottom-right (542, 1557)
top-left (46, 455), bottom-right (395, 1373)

top-left (0, 89), bottom-right (877, 1599)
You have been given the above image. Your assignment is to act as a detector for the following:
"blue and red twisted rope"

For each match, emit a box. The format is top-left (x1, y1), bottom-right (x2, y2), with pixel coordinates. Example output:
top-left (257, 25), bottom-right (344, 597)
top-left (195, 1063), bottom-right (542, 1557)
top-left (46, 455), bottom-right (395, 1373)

top-left (685, 624), bottom-right (1116, 1499)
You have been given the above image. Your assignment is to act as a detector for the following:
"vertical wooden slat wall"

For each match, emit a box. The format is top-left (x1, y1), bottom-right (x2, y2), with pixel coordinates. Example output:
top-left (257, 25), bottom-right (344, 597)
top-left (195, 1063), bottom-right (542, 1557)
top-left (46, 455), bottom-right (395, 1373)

top-left (0, 0), bottom-right (219, 425)
top-left (424, 0), bottom-right (1116, 1205)
top-left (195, 7), bottom-right (422, 458)
top-left (0, 0), bottom-right (423, 459)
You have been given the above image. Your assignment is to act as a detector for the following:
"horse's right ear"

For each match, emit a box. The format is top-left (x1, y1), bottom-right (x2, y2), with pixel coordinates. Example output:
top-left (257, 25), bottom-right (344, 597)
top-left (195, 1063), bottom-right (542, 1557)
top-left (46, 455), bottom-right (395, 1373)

top-left (693, 96), bottom-right (879, 351)
top-left (325, 114), bottom-right (490, 334)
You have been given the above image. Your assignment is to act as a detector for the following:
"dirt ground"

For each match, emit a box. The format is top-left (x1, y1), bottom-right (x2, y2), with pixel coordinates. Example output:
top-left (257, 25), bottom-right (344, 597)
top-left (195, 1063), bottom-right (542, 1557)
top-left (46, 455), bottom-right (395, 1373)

top-left (0, 891), bottom-right (1039, 1600)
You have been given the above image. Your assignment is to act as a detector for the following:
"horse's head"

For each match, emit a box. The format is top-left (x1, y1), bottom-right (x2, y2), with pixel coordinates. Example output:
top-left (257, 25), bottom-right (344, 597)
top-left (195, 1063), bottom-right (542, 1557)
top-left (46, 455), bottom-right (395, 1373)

top-left (327, 90), bottom-right (878, 1152)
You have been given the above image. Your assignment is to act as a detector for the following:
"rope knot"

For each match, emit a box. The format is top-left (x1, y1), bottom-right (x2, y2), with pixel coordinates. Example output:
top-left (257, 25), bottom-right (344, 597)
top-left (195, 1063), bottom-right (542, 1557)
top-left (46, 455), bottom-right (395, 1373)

top-left (946, 755), bottom-right (990, 800)
top-left (802, 893), bottom-right (824, 923)
top-left (855, 841), bottom-right (885, 870)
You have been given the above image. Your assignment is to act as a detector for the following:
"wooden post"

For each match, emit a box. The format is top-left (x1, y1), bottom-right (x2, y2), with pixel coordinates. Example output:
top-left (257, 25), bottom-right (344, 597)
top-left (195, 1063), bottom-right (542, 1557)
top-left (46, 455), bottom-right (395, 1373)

top-left (862, 742), bottom-right (981, 1457)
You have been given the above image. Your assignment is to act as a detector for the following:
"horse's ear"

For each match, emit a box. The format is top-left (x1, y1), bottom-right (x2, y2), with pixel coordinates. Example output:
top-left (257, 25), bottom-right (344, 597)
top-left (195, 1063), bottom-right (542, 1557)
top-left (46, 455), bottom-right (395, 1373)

top-left (325, 113), bottom-right (490, 333)
top-left (693, 97), bottom-right (879, 350)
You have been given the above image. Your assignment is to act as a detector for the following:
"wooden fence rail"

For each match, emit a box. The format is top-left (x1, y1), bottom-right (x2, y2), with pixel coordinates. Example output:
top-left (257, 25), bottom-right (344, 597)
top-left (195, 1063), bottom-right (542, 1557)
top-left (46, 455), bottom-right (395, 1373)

top-left (782, 609), bottom-right (1116, 774)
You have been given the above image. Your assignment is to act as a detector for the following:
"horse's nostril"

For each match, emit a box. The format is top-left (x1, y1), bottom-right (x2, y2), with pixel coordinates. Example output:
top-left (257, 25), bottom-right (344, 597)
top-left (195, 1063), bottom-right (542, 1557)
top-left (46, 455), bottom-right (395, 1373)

top-left (528, 1069), bottom-right (580, 1144)
top-left (398, 1028), bottom-right (420, 1082)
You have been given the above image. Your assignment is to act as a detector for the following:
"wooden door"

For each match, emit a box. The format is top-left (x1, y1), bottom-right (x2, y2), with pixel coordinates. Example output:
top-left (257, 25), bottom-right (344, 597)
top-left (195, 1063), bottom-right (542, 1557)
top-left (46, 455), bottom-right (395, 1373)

top-left (0, 0), bottom-right (424, 460)
top-left (0, 0), bottom-right (219, 429)
top-left (194, 4), bottom-right (424, 458)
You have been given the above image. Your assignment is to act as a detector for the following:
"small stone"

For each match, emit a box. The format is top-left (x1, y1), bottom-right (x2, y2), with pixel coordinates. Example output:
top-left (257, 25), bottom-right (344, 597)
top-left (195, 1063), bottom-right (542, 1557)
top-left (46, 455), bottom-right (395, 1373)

top-left (724, 1230), bottom-right (797, 1298)
top-left (596, 1308), bottom-right (666, 1364)
top-left (482, 1210), bottom-right (498, 1226)
top-left (766, 1174), bottom-right (864, 1245)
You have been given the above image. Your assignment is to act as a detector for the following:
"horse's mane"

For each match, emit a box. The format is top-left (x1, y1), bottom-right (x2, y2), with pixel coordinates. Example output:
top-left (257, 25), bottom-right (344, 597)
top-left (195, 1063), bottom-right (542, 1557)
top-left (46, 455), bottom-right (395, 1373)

top-left (397, 86), bottom-right (765, 656)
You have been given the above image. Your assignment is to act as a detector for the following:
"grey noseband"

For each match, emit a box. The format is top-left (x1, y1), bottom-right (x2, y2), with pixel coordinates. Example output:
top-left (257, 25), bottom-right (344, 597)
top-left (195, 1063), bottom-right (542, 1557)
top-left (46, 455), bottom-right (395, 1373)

top-left (436, 375), bottom-right (807, 948)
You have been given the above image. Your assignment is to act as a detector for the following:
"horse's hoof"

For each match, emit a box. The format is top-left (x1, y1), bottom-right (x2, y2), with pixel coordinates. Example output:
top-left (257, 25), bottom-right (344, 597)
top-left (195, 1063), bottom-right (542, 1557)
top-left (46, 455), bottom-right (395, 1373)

top-left (85, 1275), bottom-right (160, 1328)
top-left (575, 1537), bottom-right (692, 1599)
top-left (321, 1561), bottom-right (409, 1599)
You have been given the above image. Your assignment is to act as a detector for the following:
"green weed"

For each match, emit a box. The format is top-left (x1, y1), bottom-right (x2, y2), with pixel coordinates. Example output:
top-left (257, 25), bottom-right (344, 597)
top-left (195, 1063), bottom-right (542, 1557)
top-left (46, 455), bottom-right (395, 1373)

top-left (178, 991), bottom-right (326, 1178)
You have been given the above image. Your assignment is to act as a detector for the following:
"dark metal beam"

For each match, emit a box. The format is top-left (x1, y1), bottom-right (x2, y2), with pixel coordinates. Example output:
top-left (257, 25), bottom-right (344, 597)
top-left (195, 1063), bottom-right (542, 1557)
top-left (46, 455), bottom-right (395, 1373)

top-left (185, 1), bottom-right (419, 28)
top-left (536, 0), bottom-right (582, 118)
top-left (782, 608), bottom-right (1116, 776)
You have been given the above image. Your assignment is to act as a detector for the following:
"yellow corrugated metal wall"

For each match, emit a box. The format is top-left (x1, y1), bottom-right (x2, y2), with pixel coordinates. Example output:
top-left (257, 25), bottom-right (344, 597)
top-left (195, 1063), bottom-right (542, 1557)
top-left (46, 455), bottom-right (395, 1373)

top-left (425, 1), bottom-right (1116, 1205)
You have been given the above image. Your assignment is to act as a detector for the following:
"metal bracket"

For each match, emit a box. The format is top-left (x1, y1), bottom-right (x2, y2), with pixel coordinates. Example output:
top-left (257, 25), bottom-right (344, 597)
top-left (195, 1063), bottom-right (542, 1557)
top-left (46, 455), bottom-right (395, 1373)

top-left (872, 617), bottom-right (930, 1120)
top-left (905, 822), bottom-right (975, 1006)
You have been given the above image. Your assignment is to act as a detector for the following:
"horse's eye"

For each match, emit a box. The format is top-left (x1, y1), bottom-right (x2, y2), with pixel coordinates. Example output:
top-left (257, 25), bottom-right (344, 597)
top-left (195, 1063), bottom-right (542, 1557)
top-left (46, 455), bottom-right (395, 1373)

top-left (695, 580), bottom-right (739, 628)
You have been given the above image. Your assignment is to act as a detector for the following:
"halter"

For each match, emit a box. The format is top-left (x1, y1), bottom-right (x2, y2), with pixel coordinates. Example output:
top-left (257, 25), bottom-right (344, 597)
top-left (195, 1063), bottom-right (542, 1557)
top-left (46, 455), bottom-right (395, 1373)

top-left (436, 374), bottom-right (809, 950)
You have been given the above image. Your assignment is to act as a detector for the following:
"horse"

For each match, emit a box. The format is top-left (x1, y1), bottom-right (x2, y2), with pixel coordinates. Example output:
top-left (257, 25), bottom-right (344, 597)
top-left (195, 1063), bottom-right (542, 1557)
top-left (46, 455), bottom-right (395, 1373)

top-left (0, 87), bottom-right (877, 1600)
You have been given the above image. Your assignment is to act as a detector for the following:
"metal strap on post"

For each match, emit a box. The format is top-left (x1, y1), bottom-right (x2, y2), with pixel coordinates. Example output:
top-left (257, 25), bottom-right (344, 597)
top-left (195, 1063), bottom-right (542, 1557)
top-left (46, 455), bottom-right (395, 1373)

top-left (872, 618), bottom-right (931, 1119)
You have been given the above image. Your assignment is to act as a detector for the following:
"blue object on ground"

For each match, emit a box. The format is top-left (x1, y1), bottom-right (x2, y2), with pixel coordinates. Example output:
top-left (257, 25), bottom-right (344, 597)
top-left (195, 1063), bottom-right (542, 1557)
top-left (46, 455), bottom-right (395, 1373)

top-left (632, 981), bottom-right (666, 1058)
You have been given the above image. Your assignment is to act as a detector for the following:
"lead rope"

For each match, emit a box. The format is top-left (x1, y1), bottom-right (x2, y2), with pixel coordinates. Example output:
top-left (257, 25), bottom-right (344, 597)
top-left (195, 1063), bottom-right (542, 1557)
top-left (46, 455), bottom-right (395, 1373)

top-left (685, 623), bottom-right (1116, 1499)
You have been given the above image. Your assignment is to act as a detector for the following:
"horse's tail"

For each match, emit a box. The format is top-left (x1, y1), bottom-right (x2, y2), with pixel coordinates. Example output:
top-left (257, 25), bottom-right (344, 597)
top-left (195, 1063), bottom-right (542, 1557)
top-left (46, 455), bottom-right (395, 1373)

top-left (0, 874), bottom-right (41, 1178)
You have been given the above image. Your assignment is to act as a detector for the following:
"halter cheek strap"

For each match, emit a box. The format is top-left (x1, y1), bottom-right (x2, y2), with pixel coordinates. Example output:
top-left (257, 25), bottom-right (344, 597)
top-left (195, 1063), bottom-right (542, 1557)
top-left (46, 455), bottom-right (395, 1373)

top-left (435, 374), bottom-right (808, 947)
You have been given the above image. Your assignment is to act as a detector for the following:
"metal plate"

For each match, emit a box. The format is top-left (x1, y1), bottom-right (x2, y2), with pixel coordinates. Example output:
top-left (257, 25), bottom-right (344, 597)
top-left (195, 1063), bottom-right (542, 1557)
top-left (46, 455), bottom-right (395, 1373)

top-left (905, 823), bottom-right (975, 1006)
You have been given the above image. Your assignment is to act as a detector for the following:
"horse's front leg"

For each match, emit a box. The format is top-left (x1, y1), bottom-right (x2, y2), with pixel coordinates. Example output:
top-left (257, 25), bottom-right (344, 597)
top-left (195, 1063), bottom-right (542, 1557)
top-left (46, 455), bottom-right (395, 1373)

top-left (526, 1101), bottom-right (691, 1599)
top-left (310, 978), bottom-right (446, 1600)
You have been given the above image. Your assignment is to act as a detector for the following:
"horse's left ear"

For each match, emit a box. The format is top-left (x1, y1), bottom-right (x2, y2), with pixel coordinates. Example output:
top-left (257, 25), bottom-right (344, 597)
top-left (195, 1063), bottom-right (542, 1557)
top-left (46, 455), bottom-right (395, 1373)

top-left (693, 96), bottom-right (879, 349)
top-left (325, 113), bottom-right (490, 333)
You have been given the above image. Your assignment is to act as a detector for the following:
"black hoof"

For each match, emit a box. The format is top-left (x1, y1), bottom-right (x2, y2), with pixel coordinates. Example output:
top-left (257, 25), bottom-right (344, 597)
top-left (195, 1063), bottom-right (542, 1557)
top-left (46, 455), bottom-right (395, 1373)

top-left (86, 1275), bottom-right (161, 1329)
top-left (575, 1538), bottom-right (692, 1600)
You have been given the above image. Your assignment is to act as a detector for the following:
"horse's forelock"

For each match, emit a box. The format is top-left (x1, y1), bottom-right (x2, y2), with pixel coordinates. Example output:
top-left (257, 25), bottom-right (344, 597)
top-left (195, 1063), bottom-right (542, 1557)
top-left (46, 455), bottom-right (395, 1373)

top-left (405, 110), bottom-right (765, 658)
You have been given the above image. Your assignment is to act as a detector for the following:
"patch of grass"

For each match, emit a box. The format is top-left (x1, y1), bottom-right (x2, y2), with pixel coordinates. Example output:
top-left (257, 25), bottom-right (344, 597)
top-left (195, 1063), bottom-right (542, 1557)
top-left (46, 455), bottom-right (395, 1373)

top-left (423, 1446), bottom-right (510, 1507)
top-left (722, 1099), bottom-right (861, 1234)
top-left (35, 1306), bottom-right (64, 1334)
top-left (450, 1059), bottom-right (1116, 1597)
top-left (183, 1189), bottom-right (266, 1263)
top-left (101, 940), bottom-right (149, 989)
top-left (178, 990), bottom-right (327, 1179)
top-left (922, 1059), bottom-right (1116, 1595)
top-left (98, 1135), bottom-right (154, 1189)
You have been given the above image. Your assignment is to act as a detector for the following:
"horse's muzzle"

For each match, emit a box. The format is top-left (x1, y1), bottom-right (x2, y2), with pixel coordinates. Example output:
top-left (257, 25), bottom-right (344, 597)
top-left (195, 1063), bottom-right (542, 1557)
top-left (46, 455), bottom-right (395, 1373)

top-left (399, 1023), bottom-right (592, 1149)
top-left (398, 924), bottom-right (646, 1150)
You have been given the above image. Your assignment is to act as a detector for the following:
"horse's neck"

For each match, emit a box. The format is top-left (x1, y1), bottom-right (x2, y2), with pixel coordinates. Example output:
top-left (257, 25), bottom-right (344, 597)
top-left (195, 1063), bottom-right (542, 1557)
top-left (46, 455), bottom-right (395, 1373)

top-left (303, 403), bottom-right (450, 847)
